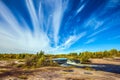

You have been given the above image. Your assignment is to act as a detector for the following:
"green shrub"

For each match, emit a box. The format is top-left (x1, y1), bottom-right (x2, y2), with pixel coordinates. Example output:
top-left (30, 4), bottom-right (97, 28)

top-left (80, 56), bottom-right (89, 64)
top-left (36, 55), bottom-right (46, 67)
top-left (25, 55), bottom-right (37, 67)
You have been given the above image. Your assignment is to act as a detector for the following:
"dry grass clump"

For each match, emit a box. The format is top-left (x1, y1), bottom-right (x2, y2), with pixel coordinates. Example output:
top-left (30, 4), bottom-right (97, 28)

top-left (18, 75), bottom-right (28, 79)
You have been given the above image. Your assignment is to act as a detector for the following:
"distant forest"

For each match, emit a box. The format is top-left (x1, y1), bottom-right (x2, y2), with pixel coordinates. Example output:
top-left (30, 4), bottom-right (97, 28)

top-left (0, 49), bottom-right (120, 67)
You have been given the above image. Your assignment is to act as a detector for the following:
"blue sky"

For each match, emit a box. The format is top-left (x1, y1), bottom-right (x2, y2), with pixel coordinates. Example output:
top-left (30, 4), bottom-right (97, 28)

top-left (0, 0), bottom-right (120, 54)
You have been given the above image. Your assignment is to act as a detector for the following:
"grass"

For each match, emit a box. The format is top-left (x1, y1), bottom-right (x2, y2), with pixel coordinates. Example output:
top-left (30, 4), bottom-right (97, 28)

top-left (18, 75), bottom-right (28, 79)
top-left (61, 72), bottom-right (68, 74)
top-left (18, 59), bottom-right (25, 62)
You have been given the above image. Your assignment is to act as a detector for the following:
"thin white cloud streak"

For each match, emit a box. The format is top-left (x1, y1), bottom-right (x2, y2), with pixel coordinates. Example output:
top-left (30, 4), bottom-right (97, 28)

top-left (60, 32), bottom-right (86, 49)
top-left (52, 1), bottom-right (63, 46)
top-left (84, 16), bottom-right (104, 30)
top-left (97, 0), bottom-right (120, 19)
top-left (82, 0), bottom-right (119, 30)
top-left (76, 4), bottom-right (85, 14)
top-left (26, 0), bottom-right (40, 36)
top-left (0, 1), bottom-right (24, 37)
top-left (87, 28), bottom-right (107, 38)
top-left (94, 21), bottom-right (104, 30)
top-left (76, 0), bottom-right (89, 15)
top-left (46, 32), bottom-right (86, 53)
top-left (88, 19), bottom-right (103, 30)
top-left (85, 38), bottom-right (96, 44)
top-left (38, 2), bottom-right (44, 31)
top-left (38, 0), bottom-right (69, 46)
top-left (52, 0), bottom-right (68, 46)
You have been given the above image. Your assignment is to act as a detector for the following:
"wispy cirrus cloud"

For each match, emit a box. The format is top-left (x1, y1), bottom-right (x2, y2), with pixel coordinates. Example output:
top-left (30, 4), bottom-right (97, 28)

top-left (61, 32), bottom-right (86, 49)
top-left (0, 1), bottom-right (24, 37)
top-left (76, 3), bottom-right (86, 15)
top-left (0, 0), bottom-right (120, 53)
top-left (87, 28), bottom-right (107, 38)
top-left (85, 38), bottom-right (96, 44)
top-left (0, 0), bottom-right (71, 53)
top-left (52, 0), bottom-right (68, 46)
top-left (47, 32), bottom-right (86, 53)
top-left (0, 1), bottom-right (50, 53)
top-left (107, 0), bottom-right (120, 8)
top-left (26, 0), bottom-right (40, 34)
top-left (85, 18), bottom-right (104, 30)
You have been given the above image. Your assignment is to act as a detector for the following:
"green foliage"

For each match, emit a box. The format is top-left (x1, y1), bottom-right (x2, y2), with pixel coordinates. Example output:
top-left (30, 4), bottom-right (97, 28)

top-left (24, 51), bottom-right (58, 68)
top-left (37, 50), bottom-right (44, 58)
top-left (68, 52), bottom-right (78, 56)
top-left (78, 49), bottom-right (120, 63)
top-left (80, 56), bottom-right (89, 63)
top-left (36, 55), bottom-right (46, 67)
top-left (79, 51), bottom-right (91, 63)
top-left (18, 75), bottom-right (28, 79)
top-left (0, 49), bottom-right (120, 66)
top-left (25, 55), bottom-right (37, 67)
top-left (0, 53), bottom-right (33, 60)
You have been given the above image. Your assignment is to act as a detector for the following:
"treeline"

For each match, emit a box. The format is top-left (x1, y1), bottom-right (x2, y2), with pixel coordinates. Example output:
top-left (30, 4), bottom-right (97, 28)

top-left (0, 51), bottom-right (58, 68)
top-left (0, 49), bottom-right (120, 64)
top-left (0, 53), bottom-right (33, 60)
top-left (56, 49), bottom-right (120, 63)
top-left (79, 49), bottom-right (120, 63)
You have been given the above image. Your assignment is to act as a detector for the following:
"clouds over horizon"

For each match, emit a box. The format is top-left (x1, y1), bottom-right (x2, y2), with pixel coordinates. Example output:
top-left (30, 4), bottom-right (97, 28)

top-left (0, 0), bottom-right (120, 53)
